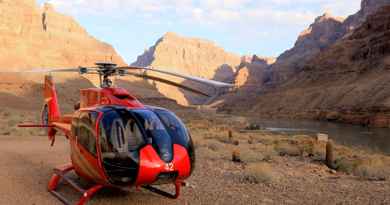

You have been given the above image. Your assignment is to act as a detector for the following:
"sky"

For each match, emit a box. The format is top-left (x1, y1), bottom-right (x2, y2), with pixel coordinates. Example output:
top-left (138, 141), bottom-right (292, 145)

top-left (37, 0), bottom-right (362, 64)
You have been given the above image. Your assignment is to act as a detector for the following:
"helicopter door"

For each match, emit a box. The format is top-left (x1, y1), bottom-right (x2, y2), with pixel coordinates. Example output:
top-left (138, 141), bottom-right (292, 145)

top-left (72, 111), bottom-right (103, 181)
top-left (78, 112), bottom-right (99, 157)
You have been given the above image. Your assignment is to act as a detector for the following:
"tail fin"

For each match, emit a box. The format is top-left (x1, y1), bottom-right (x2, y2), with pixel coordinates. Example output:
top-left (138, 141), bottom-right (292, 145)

top-left (43, 75), bottom-right (61, 123)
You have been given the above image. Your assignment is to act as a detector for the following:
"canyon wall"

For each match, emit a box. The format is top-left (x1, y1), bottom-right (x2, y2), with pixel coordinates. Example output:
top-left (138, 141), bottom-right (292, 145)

top-left (0, 0), bottom-right (125, 70)
top-left (132, 32), bottom-right (241, 105)
top-left (220, 4), bottom-right (390, 128)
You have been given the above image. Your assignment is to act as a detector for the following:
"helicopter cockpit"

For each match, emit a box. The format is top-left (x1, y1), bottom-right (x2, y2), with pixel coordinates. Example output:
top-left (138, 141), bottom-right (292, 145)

top-left (97, 107), bottom-right (194, 185)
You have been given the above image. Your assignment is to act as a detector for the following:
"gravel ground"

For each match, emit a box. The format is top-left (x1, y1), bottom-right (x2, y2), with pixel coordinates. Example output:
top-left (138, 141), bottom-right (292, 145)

top-left (0, 133), bottom-right (389, 205)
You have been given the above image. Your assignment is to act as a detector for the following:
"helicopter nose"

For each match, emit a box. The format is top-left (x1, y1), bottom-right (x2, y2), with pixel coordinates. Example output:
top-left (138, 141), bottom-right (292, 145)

top-left (135, 144), bottom-right (191, 186)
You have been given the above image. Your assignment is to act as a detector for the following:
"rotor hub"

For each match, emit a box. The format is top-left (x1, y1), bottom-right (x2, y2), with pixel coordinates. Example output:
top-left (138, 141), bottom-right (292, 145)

top-left (95, 62), bottom-right (118, 88)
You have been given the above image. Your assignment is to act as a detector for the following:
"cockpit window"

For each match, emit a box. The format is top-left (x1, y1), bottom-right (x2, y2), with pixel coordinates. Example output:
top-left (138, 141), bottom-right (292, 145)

top-left (99, 109), bottom-right (144, 186)
top-left (154, 109), bottom-right (190, 147)
top-left (100, 110), bottom-right (145, 154)
top-left (99, 108), bottom-right (173, 163)
top-left (131, 109), bottom-right (173, 163)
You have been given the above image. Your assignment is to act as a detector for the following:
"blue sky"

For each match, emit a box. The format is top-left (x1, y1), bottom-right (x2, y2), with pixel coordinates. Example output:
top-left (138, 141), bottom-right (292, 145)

top-left (37, 0), bottom-right (361, 64)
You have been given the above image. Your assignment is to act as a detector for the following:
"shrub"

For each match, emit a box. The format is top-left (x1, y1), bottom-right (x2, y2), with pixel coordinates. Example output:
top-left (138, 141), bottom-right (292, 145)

top-left (275, 142), bottom-right (301, 157)
top-left (250, 144), bottom-right (278, 161)
top-left (354, 158), bottom-right (387, 180)
top-left (334, 157), bottom-right (359, 174)
top-left (240, 149), bottom-right (264, 163)
top-left (243, 163), bottom-right (275, 184)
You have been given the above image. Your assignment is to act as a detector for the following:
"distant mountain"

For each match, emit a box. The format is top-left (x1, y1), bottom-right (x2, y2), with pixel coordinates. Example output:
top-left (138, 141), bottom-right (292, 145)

top-left (132, 32), bottom-right (242, 105)
top-left (265, 0), bottom-right (390, 86)
top-left (0, 0), bottom-right (125, 70)
top-left (234, 55), bottom-right (275, 89)
top-left (343, 0), bottom-right (390, 31)
top-left (267, 13), bottom-right (345, 85)
top-left (220, 1), bottom-right (390, 127)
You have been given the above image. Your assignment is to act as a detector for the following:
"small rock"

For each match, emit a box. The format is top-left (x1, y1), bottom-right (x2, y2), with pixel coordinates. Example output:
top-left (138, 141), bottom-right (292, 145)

top-left (232, 150), bottom-right (241, 163)
top-left (246, 123), bottom-right (261, 130)
top-left (232, 140), bottom-right (239, 146)
top-left (248, 136), bottom-right (254, 144)
top-left (317, 133), bottom-right (329, 142)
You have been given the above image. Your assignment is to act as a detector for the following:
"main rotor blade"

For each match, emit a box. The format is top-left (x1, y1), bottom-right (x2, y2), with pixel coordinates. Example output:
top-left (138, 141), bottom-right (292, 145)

top-left (0, 67), bottom-right (97, 73)
top-left (119, 66), bottom-right (235, 88)
top-left (125, 72), bottom-right (211, 97)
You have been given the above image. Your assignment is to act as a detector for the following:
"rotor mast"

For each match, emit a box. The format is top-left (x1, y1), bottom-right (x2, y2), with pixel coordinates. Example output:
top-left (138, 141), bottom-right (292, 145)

top-left (95, 62), bottom-right (118, 88)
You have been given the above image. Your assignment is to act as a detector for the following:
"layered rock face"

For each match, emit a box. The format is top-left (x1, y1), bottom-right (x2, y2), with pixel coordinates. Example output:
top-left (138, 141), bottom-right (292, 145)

top-left (221, 5), bottom-right (390, 127)
top-left (295, 6), bottom-right (390, 127)
top-left (265, 0), bottom-right (390, 86)
top-left (234, 55), bottom-right (275, 89)
top-left (343, 0), bottom-right (390, 31)
top-left (0, 0), bottom-right (125, 70)
top-left (132, 32), bottom-right (241, 105)
top-left (267, 13), bottom-right (345, 85)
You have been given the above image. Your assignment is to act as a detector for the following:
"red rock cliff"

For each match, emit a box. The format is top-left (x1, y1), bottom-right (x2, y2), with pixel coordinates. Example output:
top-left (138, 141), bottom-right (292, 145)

top-left (0, 0), bottom-right (125, 70)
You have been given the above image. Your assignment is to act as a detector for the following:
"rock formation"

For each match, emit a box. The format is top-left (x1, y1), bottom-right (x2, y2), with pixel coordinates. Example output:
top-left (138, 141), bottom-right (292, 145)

top-left (132, 32), bottom-right (241, 105)
top-left (234, 55), bottom-right (275, 89)
top-left (266, 13), bottom-right (346, 85)
top-left (220, 5), bottom-right (390, 128)
top-left (343, 0), bottom-right (390, 32)
top-left (0, 0), bottom-right (125, 70)
top-left (263, 0), bottom-right (390, 87)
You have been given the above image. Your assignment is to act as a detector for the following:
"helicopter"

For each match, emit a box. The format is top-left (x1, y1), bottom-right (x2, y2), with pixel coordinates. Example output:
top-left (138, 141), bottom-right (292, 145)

top-left (14, 62), bottom-right (234, 205)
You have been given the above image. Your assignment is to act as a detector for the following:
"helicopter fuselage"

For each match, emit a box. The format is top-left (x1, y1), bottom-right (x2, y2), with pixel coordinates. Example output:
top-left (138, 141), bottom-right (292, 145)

top-left (64, 87), bottom-right (194, 187)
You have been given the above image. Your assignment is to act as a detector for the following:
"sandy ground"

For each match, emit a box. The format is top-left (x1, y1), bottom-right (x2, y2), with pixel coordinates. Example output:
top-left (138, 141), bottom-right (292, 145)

top-left (0, 78), bottom-right (389, 205)
top-left (0, 132), bottom-right (389, 205)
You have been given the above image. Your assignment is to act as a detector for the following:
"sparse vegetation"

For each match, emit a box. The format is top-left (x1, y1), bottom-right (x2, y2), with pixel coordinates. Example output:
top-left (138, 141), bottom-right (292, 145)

top-left (0, 108), bottom-right (44, 136)
top-left (334, 156), bottom-right (388, 180)
top-left (189, 115), bottom-right (390, 183)
top-left (0, 89), bottom-right (390, 204)
top-left (275, 141), bottom-right (301, 157)
top-left (354, 159), bottom-right (387, 181)
top-left (243, 163), bottom-right (275, 184)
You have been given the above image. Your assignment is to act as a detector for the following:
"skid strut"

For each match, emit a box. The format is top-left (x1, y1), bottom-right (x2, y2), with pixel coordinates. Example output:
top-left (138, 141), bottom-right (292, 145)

top-left (48, 164), bottom-right (104, 205)
top-left (142, 181), bottom-right (182, 199)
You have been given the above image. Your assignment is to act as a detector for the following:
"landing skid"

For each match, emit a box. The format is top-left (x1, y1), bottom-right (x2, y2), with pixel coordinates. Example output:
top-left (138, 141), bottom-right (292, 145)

top-left (48, 164), bottom-right (104, 205)
top-left (142, 181), bottom-right (182, 199)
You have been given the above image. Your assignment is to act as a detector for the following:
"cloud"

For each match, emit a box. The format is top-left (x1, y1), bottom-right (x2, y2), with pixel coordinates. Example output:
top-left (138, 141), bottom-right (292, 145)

top-left (46, 0), bottom-right (361, 28)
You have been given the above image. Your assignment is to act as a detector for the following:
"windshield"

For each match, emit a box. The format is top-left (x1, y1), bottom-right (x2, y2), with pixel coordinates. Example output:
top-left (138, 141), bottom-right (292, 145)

top-left (154, 109), bottom-right (190, 147)
top-left (132, 109), bottom-right (173, 163)
top-left (100, 108), bottom-right (173, 163)
top-left (100, 109), bottom-right (145, 153)
top-left (98, 107), bottom-right (192, 185)
top-left (99, 109), bottom-right (143, 185)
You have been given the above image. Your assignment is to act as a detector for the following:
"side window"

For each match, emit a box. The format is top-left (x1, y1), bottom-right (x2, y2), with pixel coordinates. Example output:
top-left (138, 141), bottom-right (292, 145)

top-left (78, 112), bottom-right (99, 157)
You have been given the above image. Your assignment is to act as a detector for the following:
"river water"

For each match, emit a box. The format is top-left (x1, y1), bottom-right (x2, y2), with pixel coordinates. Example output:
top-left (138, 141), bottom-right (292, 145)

top-left (250, 119), bottom-right (390, 155)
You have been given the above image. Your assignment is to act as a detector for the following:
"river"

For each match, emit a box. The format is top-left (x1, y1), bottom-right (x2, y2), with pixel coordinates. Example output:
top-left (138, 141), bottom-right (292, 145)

top-left (250, 119), bottom-right (390, 155)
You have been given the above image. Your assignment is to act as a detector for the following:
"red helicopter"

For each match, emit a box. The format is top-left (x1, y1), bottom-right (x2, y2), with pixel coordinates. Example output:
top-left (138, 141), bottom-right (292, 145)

top-left (15, 62), bottom-right (234, 205)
